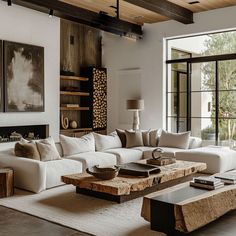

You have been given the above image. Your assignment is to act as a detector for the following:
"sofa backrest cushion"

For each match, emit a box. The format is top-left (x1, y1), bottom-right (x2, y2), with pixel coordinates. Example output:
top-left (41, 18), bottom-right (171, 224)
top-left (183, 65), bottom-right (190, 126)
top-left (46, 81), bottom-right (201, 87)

top-left (15, 142), bottom-right (41, 160)
top-left (149, 129), bottom-right (159, 147)
top-left (158, 130), bottom-right (190, 149)
top-left (125, 130), bottom-right (144, 148)
top-left (93, 132), bottom-right (122, 151)
top-left (36, 137), bottom-right (61, 161)
top-left (116, 129), bottom-right (126, 147)
top-left (188, 136), bottom-right (202, 149)
top-left (60, 133), bottom-right (95, 156)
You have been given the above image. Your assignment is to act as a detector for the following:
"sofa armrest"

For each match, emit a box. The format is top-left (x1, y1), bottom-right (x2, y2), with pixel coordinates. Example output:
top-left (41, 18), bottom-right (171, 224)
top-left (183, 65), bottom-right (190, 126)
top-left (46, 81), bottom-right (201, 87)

top-left (0, 150), bottom-right (46, 193)
top-left (189, 136), bottom-right (202, 149)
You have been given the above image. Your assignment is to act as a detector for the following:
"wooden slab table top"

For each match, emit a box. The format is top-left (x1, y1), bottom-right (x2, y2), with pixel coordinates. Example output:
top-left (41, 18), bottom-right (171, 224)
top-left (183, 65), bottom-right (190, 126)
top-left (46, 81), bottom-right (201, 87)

top-left (141, 181), bottom-right (236, 235)
top-left (62, 160), bottom-right (206, 203)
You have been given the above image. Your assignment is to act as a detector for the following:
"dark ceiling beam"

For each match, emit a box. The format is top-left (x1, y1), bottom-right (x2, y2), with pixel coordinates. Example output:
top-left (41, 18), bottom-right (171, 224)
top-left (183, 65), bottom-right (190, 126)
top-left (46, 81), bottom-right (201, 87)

top-left (8, 0), bottom-right (143, 38)
top-left (124, 0), bottom-right (194, 24)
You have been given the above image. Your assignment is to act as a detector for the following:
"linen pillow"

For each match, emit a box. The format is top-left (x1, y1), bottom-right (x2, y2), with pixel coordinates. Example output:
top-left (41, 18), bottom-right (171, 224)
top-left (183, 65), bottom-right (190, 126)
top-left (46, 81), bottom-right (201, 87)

top-left (149, 129), bottom-right (159, 147)
top-left (125, 130), bottom-right (144, 148)
top-left (14, 141), bottom-right (40, 160)
top-left (36, 137), bottom-right (61, 161)
top-left (93, 132), bottom-right (122, 151)
top-left (158, 130), bottom-right (190, 149)
top-left (116, 129), bottom-right (126, 147)
top-left (59, 133), bottom-right (95, 156)
top-left (142, 130), bottom-right (150, 146)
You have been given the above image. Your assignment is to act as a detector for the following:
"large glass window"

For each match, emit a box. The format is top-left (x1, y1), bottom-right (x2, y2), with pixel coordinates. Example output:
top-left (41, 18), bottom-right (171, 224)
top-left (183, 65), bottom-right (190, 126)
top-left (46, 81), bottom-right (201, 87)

top-left (167, 50), bottom-right (236, 146)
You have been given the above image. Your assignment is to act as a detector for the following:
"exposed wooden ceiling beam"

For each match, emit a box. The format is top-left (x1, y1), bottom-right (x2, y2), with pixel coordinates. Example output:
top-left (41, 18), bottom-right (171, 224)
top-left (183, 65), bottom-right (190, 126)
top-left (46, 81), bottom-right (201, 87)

top-left (124, 0), bottom-right (194, 24)
top-left (8, 0), bottom-right (143, 38)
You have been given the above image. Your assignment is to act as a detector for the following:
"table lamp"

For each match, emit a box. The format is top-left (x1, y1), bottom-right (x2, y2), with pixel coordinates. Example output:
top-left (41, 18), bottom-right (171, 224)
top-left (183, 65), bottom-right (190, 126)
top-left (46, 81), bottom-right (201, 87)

top-left (126, 99), bottom-right (144, 131)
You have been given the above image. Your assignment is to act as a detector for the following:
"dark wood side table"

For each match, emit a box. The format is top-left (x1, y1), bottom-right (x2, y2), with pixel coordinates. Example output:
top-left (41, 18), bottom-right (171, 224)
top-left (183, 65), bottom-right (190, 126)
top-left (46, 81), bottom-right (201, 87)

top-left (0, 168), bottom-right (14, 198)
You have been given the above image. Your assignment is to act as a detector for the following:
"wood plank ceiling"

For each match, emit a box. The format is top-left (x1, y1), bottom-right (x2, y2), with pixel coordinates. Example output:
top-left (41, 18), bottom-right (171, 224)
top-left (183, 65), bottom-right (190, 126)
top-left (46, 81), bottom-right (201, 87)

top-left (60, 0), bottom-right (236, 25)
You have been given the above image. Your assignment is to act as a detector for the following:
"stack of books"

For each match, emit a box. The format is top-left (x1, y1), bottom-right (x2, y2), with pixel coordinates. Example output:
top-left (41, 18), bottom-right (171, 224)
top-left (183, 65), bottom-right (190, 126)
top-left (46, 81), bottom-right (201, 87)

top-left (215, 173), bottom-right (236, 184)
top-left (190, 176), bottom-right (224, 190)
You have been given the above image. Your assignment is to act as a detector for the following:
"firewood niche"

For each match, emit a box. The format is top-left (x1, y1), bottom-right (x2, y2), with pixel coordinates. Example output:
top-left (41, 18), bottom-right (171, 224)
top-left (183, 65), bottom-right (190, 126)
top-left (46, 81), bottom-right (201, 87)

top-left (80, 67), bottom-right (107, 132)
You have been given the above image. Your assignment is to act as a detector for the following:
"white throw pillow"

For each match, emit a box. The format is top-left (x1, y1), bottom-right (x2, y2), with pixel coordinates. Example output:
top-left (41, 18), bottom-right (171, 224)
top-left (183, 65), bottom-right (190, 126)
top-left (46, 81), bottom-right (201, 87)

top-left (158, 130), bottom-right (190, 149)
top-left (93, 132), bottom-right (122, 151)
top-left (36, 137), bottom-right (61, 161)
top-left (60, 133), bottom-right (95, 156)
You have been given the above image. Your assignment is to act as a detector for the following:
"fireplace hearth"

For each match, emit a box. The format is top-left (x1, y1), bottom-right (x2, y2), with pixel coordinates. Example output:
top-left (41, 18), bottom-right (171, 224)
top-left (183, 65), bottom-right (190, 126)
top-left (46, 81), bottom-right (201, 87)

top-left (0, 125), bottom-right (49, 143)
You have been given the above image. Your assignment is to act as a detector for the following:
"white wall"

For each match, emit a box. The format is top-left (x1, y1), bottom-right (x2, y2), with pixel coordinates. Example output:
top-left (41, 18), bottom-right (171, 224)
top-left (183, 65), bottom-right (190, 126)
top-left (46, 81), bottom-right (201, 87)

top-left (103, 6), bottom-right (236, 132)
top-left (0, 2), bottom-right (60, 140)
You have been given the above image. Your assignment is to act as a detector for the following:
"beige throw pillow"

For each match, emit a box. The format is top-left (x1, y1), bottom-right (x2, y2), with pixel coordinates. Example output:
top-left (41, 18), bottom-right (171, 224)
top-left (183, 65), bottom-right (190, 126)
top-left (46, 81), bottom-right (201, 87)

top-left (14, 142), bottom-right (40, 160)
top-left (158, 130), bottom-right (190, 149)
top-left (142, 130), bottom-right (150, 146)
top-left (93, 132), bottom-right (122, 151)
top-left (36, 137), bottom-right (61, 161)
top-left (125, 130), bottom-right (144, 148)
top-left (60, 133), bottom-right (95, 156)
top-left (149, 129), bottom-right (159, 147)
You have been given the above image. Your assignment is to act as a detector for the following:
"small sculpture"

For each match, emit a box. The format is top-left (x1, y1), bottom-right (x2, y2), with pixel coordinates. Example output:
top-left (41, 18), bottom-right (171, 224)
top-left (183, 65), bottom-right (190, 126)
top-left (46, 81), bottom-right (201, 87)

top-left (70, 121), bottom-right (78, 129)
top-left (152, 148), bottom-right (164, 160)
top-left (61, 114), bottom-right (69, 129)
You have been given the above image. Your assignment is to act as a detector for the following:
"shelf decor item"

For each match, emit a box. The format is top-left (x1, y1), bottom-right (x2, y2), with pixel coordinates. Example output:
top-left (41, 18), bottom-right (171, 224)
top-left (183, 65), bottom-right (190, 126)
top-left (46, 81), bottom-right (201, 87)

top-left (126, 99), bottom-right (144, 131)
top-left (61, 115), bottom-right (69, 129)
top-left (4, 41), bottom-right (44, 112)
top-left (70, 120), bottom-right (78, 129)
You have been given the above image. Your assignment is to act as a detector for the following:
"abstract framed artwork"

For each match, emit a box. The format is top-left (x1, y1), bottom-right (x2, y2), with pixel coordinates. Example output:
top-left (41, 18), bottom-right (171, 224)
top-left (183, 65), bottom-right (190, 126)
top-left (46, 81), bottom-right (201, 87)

top-left (0, 40), bottom-right (3, 112)
top-left (4, 41), bottom-right (44, 112)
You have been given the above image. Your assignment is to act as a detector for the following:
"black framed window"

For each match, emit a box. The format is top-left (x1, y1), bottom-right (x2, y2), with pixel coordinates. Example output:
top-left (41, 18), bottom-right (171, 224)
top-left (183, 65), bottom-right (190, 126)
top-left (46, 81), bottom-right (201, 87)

top-left (166, 50), bottom-right (236, 146)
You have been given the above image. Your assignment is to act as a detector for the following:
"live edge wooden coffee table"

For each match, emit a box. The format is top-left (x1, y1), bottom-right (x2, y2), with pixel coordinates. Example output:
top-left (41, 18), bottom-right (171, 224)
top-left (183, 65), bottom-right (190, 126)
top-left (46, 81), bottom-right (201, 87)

top-left (62, 160), bottom-right (206, 203)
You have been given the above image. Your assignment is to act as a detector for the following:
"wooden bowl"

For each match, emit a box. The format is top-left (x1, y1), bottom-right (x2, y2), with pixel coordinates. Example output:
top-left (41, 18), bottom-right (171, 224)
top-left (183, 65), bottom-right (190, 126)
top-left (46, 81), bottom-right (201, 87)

top-left (86, 165), bottom-right (120, 180)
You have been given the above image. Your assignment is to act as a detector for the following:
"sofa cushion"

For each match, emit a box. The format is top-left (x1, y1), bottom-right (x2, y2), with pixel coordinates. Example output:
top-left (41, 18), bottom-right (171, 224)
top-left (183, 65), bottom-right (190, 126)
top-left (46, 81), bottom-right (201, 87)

top-left (176, 146), bottom-right (236, 174)
top-left (66, 152), bottom-right (117, 172)
top-left (149, 129), bottom-right (159, 147)
top-left (158, 130), bottom-right (190, 149)
top-left (125, 130), bottom-right (144, 148)
top-left (188, 136), bottom-right (202, 149)
top-left (142, 130), bottom-right (150, 146)
top-left (105, 148), bottom-right (143, 164)
top-left (45, 159), bottom-right (82, 189)
top-left (36, 137), bottom-right (61, 161)
top-left (60, 133), bottom-right (95, 156)
top-left (116, 129), bottom-right (126, 147)
top-left (93, 132), bottom-right (122, 151)
top-left (14, 142), bottom-right (40, 160)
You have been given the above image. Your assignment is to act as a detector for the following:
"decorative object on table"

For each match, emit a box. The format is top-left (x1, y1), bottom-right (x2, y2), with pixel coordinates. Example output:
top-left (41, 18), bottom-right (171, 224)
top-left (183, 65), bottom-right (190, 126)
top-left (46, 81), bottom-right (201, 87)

top-left (28, 132), bottom-right (35, 139)
top-left (61, 114), bottom-right (69, 129)
top-left (215, 173), bottom-right (236, 184)
top-left (119, 162), bottom-right (160, 177)
top-left (4, 41), bottom-right (44, 112)
top-left (190, 176), bottom-right (224, 190)
top-left (86, 165), bottom-right (120, 180)
top-left (0, 40), bottom-right (3, 112)
top-left (70, 120), bottom-right (78, 129)
top-left (126, 99), bottom-right (144, 131)
top-left (0, 168), bottom-right (14, 198)
top-left (146, 148), bottom-right (176, 166)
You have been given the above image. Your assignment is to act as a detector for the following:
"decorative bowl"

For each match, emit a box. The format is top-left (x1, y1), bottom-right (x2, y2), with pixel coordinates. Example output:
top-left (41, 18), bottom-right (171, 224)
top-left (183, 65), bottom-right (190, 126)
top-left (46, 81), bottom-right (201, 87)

top-left (86, 165), bottom-right (120, 180)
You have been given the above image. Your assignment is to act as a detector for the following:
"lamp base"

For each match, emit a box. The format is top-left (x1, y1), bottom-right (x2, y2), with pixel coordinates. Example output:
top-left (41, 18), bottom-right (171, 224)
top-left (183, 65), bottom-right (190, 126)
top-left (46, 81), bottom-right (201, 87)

top-left (133, 110), bottom-right (140, 131)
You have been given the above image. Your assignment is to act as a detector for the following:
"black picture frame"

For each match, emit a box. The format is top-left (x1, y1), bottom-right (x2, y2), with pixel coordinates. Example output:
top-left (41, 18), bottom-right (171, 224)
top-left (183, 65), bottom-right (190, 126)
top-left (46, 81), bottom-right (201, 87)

top-left (4, 41), bottom-right (44, 112)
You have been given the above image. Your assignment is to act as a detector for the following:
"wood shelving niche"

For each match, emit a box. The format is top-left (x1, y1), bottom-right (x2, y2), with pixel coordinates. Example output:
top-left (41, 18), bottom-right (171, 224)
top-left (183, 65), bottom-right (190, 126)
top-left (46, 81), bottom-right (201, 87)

top-left (60, 75), bottom-right (91, 137)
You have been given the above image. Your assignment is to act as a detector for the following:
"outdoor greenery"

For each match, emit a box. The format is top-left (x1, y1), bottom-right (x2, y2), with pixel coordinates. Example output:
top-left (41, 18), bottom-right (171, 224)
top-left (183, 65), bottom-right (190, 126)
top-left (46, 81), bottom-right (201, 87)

top-left (202, 32), bottom-right (236, 141)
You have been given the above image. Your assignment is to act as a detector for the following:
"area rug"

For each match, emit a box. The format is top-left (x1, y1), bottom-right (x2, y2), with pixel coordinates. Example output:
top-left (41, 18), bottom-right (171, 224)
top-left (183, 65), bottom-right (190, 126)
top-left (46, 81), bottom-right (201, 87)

top-left (0, 185), bottom-right (165, 236)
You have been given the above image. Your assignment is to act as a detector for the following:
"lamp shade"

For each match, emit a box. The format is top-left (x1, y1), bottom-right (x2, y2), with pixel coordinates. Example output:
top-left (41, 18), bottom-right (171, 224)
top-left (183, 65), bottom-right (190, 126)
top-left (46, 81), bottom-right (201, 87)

top-left (126, 99), bottom-right (144, 111)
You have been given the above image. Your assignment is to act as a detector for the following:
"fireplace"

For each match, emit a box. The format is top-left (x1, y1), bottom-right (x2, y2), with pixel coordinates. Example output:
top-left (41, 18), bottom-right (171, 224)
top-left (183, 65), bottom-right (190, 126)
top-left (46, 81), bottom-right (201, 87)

top-left (0, 125), bottom-right (49, 143)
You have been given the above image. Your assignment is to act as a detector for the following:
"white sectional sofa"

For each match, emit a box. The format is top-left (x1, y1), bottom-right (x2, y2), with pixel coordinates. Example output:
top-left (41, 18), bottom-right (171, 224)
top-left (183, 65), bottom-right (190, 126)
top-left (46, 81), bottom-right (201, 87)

top-left (1, 130), bottom-right (235, 194)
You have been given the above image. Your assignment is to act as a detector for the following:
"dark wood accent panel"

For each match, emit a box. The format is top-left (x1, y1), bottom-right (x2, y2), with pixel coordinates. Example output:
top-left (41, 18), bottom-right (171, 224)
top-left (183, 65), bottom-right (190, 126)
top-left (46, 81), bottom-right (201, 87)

top-left (10, 0), bottom-right (142, 37)
top-left (60, 19), bottom-right (101, 76)
top-left (124, 0), bottom-right (193, 24)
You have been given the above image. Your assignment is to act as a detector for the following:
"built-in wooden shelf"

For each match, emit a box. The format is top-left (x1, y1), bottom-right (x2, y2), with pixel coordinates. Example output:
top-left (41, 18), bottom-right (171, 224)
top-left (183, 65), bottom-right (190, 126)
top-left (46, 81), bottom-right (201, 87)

top-left (60, 128), bottom-right (92, 132)
top-left (60, 75), bottom-right (89, 81)
top-left (60, 91), bottom-right (90, 96)
top-left (60, 107), bottom-right (89, 111)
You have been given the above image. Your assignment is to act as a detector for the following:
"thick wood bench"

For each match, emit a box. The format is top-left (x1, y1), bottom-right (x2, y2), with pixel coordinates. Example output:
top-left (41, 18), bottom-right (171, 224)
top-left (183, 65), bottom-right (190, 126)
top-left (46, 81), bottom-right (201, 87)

top-left (141, 182), bottom-right (236, 235)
